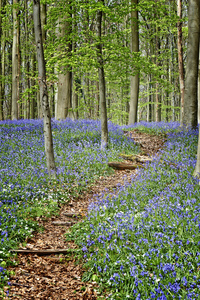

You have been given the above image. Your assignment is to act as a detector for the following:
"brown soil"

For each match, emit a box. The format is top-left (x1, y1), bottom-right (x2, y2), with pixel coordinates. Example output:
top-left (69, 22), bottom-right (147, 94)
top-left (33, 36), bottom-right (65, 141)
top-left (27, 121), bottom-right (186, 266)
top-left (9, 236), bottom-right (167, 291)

top-left (4, 130), bottom-right (165, 300)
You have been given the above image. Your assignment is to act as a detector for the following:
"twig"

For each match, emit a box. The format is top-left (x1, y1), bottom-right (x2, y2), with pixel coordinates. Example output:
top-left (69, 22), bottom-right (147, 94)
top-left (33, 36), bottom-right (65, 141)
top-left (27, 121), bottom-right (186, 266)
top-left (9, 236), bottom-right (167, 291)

top-left (10, 248), bottom-right (72, 255)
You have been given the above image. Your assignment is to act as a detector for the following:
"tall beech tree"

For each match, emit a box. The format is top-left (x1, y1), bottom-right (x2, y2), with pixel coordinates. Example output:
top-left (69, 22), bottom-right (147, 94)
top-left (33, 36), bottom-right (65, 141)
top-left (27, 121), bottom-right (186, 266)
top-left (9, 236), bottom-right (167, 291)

top-left (12, 0), bottom-right (20, 120)
top-left (128, 0), bottom-right (139, 125)
top-left (0, 0), bottom-right (4, 120)
top-left (177, 0), bottom-right (185, 125)
top-left (55, 9), bottom-right (72, 120)
top-left (183, 0), bottom-right (200, 128)
top-left (33, 0), bottom-right (56, 178)
top-left (96, 0), bottom-right (108, 149)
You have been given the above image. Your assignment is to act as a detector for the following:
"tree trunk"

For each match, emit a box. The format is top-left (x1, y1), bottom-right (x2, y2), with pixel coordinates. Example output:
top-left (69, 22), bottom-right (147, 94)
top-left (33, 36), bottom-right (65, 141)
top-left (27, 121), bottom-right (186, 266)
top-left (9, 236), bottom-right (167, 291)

top-left (72, 75), bottom-right (79, 120)
top-left (155, 26), bottom-right (161, 122)
top-left (177, 0), bottom-right (185, 126)
top-left (128, 0), bottom-right (139, 125)
top-left (12, 0), bottom-right (19, 120)
top-left (97, 0), bottom-right (108, 150)
top-left (30, 52), bottom-right (36, 119)
top-left (183, 0), bottom-right (200, 128)
top-left (55, 12), bottom-right (72, 120)
top-left (33, 0), bottom-right (56, 178)
top-left (95, 80), bottom-right (100, 119)
top-left (0, 0), bottom-right (3, 120)
top-left (40, 2), bottom-right (47, 42)
top-left (23, 0), bottom-right (30, 119)
top-left (194, 124), bottom-right (200, 177)
top-left (36, 1), bottom-right (47, 119)
top-left (198, 40), bottom-right (200, 124)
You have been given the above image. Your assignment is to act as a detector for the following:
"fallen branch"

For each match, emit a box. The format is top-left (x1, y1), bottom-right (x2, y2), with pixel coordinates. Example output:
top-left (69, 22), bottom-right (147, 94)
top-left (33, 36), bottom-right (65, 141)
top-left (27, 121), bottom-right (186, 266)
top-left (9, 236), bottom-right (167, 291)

top-left (10, 248), bottom-right (72, 255)
top-left (108, 162), bottom-right (144, 170)
top-left (52, 221), bottom-right (76, 226)
top-left (135, 155), bottom-right (152, 163)
top-left (119, 154), bottom-right (152, 163)
top-left (62, 212), bottom-right (80, 217)
top-left (119, 154), bottom-right (136, 161)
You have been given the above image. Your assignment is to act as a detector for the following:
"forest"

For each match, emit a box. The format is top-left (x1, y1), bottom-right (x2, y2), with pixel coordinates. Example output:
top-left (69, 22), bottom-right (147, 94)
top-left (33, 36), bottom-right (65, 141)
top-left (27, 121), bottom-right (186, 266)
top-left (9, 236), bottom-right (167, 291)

top-left (0, 0), bottom-right (200, 299)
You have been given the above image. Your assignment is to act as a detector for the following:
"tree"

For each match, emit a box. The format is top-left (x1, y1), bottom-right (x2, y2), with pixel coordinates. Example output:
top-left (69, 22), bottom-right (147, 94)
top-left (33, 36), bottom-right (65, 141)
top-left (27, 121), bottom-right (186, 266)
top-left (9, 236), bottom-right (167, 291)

top-left (177, 0), bottom-right (185, 125)
top-left (0, 0), bottom-right (5, 120)
top-left (12, 0), bottom-right (20, 120)
top-left (128, 0), bottom-right (139, 125)
top-left (96, 0), bottom-right (108, 149)
top-left (192, 0), bottom-right (200, 178)
top-left (183, 0), bottom-right (200, 128)
top-left (55, 6), bottom-right (72, 120)
top-left (33, 0), bottom-right (56, 178)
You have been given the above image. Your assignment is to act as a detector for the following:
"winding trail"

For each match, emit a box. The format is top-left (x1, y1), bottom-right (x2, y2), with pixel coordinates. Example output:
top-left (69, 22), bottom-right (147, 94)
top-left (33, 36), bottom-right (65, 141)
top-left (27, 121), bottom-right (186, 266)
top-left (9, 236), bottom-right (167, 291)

top-left (5, 130), bottom-right (165, 300)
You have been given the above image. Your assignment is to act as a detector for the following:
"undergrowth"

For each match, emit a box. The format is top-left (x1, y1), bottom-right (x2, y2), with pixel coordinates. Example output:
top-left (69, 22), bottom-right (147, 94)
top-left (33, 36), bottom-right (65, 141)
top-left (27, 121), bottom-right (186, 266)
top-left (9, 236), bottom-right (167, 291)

top-left (0, 118), bottom-right (139, 297)
top-left (67, 122), bottom-right (200, 299)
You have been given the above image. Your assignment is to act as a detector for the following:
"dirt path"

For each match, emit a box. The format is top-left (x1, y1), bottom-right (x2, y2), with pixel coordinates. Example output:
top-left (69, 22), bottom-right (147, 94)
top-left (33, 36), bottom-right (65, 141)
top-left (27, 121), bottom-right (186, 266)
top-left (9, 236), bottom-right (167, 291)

top-left (5, 131), bottom-right (165, 300)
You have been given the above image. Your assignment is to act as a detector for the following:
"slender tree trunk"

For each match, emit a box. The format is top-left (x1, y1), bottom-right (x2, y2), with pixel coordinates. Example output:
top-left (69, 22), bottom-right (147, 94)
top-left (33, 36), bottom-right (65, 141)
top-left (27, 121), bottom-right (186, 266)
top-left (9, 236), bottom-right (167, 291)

top-left (97, 0), bottom-right (108, 150)
top-left (55, 10), bottom-right (72, 120)
top-left (183, 0), bottom-right (200, 128)
top-left (128, 0), bottom-right (139, 125)
top-left (198, 41), bottom-right (200, 123)
top-left (33, 0), bottom-right (56, 178)
top-left (0, 0), bottom-right (3, 120)
top-left (72, 7), bottom-right (78, 120)
top-left (177, 0), bottom-right (185, 125)
top-left (155, 26), bottom-right (161, 122)
top-left (72, 76), bottom-right (79, 120)
top-left (23, 0), bottom-right (30, 119)
top-left (30, 52), bottom-right (36, 119)
top-left (35, 1), bottom-right (47, 119)
top-left (40, 2), bottom-right (47, 42)
top-left (194, 127), bottom-right (200, 178)
top-left (12, 0), bottom-right (19, 120)
top-left (95, 80), bottom-right (100, 119)
top-left (148, 74), bottom-right (152, 122)
top-left (170, 32), bottom-right (176, 122)
top-left (1, 21), bottom-right (5, 120)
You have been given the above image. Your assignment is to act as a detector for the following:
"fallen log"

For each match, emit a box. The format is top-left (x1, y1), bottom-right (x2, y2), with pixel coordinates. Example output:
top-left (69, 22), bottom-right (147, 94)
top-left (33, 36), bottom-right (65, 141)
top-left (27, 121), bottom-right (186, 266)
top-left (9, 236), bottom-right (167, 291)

top-left (108, 162), bottom-right (144, 170)
top-left (119, 154), bottom-right (136, 161)
top-left (62, 212), bottom-right (80, 217)
top-left (10, 248), bottom-right (71, 255)
top-left (135, 155), bottom-right (152, 163)
top-left (52, 221), bottom-right (76, 226)
top-left (119, 154), bottom-right (152, 163)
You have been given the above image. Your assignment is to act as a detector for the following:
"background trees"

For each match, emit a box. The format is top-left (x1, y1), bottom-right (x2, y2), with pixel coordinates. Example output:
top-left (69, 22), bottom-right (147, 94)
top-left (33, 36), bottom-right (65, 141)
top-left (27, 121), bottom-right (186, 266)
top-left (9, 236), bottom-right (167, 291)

top-left (0, 0), bottom-right (195, 125)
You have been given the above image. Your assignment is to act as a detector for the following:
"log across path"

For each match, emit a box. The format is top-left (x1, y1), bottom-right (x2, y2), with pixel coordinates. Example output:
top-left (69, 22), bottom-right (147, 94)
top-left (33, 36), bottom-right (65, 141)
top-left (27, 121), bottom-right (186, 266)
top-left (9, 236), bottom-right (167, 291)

top-left (5, 130), bottom-right (165, 300)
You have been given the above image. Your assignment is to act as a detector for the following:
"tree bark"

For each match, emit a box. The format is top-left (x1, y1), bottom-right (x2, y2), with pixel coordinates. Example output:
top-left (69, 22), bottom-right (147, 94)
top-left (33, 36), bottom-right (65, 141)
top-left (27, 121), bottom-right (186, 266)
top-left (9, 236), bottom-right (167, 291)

top-left (194, 127), bottom-right (200, 178)
top-left (177, 0), bottom-right (185, 125)
top-left (55, 10), bottom-right (72, 120)
top-left (12, 0), bottom-right (20, 120)
top-left (155, 24), bottom-right (161, 122)
top-left (40, 2), bottom-right (47, 42)
top-left (36, 1), bottom-right (47, 119)
top-left (128, 0), bottom-right (139, 125)
top-left (198, 40), bottom-right (200, 124)
top-left (183, 0), bottom-right (200, 128)
top-left (0, 0), bottom-right (4, 120)
top-left (97, 0), bottom-right (108, 150)
top-left (33, 0), bottom-right (56, 178)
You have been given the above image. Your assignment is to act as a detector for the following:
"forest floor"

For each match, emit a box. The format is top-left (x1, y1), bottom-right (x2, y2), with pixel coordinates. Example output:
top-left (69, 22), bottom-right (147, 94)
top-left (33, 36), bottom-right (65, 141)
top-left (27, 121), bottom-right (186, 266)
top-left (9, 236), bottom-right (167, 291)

top-left (5, 130), bottom-right (166, 300)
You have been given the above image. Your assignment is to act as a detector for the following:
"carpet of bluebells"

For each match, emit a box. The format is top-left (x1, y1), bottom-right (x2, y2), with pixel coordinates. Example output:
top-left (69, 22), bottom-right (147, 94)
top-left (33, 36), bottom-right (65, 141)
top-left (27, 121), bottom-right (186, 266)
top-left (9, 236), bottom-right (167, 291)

top-left (68, 121), bottom-right (200, 300)
top-left (0, 118), bottom-right (138, 294)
